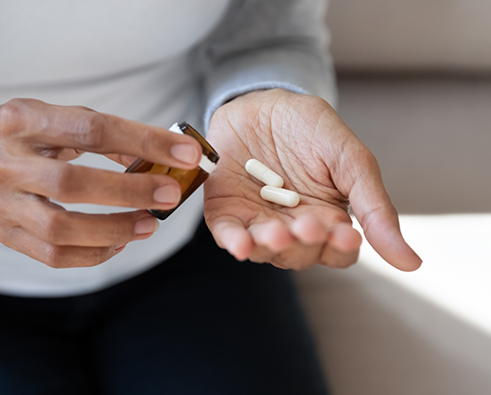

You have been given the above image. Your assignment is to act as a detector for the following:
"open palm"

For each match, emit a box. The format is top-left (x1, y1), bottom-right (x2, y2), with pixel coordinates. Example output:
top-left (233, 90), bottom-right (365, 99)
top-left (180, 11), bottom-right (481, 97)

top-left (204, 89), bottom-right (422, 271)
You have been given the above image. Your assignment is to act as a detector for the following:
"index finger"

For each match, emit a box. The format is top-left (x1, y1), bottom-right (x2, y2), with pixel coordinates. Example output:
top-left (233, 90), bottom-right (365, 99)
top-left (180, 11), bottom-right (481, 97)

top-left (9, 99), bottom-right (202, 169)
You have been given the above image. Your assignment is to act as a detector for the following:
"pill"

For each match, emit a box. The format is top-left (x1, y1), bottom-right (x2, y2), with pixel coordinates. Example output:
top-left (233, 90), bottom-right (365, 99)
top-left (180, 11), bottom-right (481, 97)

top-left (260, 186), bottom-right (300, 208)
top-left (245, 159), bottom-right (284, 188)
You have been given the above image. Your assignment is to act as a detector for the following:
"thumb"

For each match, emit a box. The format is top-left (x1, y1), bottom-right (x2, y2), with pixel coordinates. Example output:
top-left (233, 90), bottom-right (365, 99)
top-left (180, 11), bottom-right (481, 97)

top-left (342, 151), bottom-right (422, 271)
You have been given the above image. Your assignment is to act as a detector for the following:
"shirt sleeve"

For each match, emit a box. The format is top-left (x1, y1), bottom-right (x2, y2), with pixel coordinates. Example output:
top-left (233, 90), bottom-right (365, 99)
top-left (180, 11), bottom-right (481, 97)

top-left (192, 0), bottom-right (338, 132)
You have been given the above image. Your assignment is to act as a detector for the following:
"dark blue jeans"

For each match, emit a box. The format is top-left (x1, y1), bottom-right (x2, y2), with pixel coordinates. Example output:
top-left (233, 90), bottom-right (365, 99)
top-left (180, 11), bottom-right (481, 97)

top-left (0, 220), bottom-right (328, 395)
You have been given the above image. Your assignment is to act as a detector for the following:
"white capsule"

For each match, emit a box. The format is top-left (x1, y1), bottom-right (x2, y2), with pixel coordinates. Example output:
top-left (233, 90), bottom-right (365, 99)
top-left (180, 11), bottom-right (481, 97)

top-left (260, 186), bottom-right (300, 208)
top-left (245, 159), bottom-right (284, 188)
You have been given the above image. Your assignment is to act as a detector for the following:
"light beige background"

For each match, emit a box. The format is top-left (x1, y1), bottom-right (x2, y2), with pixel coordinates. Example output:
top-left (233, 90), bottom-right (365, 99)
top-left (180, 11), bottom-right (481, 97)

top-left (327, 0), bottom-right (491, 72)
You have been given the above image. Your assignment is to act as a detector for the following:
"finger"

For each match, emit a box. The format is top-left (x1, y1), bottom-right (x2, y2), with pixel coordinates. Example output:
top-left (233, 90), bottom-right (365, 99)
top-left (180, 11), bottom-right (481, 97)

top-left (57, 148), bottom-right (83, 162)
top-left (320, 246), bottom-right (359, 269)
top-left (248, 219), bottom-right (295, 253)
top-left (247, 244), bottom-right (276, 265)
top-left (285, 216), bottom-right (358, 270)
top-left (320, 223), bottom-right (362, 268)
top-left (14, 156), bottom-right (182, 209)
top-left (245, 237), bottom-right (318, 269)
top-left (328, 222), bottom-right (362, 252)
top-left (17, 199), bottom-right (159, 247)
top-left (290, 214), bottom-right (329, 245)
top-left (269, 240), bottom-right (321, 271)
top-left (346, 153), bottom-right (422, 271)
top-left (207, 216), bottom-right (254, 261)
top-left (104, 153), bottom-right (138, 167)
top-left (5, 99), bottom-right (202, 169)
top-left (0, 225), bottom-right (123, 268)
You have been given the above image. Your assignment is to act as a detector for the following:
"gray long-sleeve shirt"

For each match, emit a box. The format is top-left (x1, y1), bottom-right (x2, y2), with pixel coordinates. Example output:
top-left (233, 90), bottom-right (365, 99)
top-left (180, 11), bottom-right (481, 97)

top-left (198, 0), bottom-right (337, 129)
top-left (0, 0), bottom-right (336, 296)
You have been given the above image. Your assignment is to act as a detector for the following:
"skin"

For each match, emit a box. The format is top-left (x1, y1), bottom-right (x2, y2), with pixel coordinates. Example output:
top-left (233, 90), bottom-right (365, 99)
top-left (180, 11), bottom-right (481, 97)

top-left (204, 89), bottom-right (422, 271)
top-left (0, 90), bottom-right (422, 271)
top-left (0, 98), bottom-right (202, 268)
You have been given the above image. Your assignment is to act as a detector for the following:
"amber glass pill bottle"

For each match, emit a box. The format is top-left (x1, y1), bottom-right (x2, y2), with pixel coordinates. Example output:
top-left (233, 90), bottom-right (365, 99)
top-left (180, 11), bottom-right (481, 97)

top-left (125, 122), bottom-right (219, 220)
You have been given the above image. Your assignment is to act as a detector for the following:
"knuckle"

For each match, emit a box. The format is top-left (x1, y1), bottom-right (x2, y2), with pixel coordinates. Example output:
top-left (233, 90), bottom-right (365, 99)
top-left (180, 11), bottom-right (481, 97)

top-left (138, 129), bottom-right (154, 157)
top-left (42, 244), bottom-right (66, 268)
top-left (297, 260), bottom-right (316, 271)
top-left (332, 260), bottom-right (354, 269)
top-left (340, 261), bottom-right (357, 269)
top-left (0, 99), bottom-right (26, 132)
top-left (361, 203), bottom-right (398, 235)
top-left (281, 257), bottom-right (315, 271)
top-left (41, 210), bottom-right (68, 244)
top-left (48, 164), bottom-right (77, 201)
top-left (99, 217), bottom-right (127, 245)
top-left (125, 174), bottom-right (161, 206)
top-left (42, 245), bottom-right (111, 269)
top-left (325, 252), bottom-right (359, 269)
top-left (90, 248), bottom-right (114, 266)
top-left (270, 256), bottom-right (293, 270)
top-left (356, 149), bottom-right (380, 172)
top-left (75, 112), bottom-right (106, 150)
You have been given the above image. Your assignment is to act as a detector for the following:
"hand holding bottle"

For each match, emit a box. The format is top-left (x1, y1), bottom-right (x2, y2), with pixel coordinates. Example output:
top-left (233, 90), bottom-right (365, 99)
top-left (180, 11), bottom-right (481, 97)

top-left (0, 98), bottom-right (201, 267)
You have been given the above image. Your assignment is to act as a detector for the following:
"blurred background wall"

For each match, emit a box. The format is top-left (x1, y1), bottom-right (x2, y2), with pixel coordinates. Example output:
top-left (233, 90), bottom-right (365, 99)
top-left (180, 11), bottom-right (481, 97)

top-left (296, 2), bottom-right (491, 394)
top-left (325, 0), bottom-right (491, 214)
top-left (328, 0), bottom-right (491, 73)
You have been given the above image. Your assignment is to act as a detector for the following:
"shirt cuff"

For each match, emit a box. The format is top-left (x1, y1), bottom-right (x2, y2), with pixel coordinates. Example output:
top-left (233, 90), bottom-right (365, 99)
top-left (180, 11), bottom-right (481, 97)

top-left (202, 47), bottom-right (337, 132)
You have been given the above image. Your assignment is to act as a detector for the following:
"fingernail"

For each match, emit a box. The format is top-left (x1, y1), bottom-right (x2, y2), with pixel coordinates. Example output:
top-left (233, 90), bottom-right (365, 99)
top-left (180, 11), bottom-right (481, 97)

top-left (171, 144), bottom-right (199, 164)
top-left (114, 244), bottom-right (126, 252)
top-left (154, 185), bottom-right (181, 204)
top-left (135, 217), bottom-right (160, 235)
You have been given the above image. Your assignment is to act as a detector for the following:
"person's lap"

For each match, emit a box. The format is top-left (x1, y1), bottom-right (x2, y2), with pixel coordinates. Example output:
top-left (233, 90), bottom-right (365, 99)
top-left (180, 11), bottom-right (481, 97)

top-left (0, 291), bottom-right (99, 394)
top-left (0, 220), bottom-right (328, 395)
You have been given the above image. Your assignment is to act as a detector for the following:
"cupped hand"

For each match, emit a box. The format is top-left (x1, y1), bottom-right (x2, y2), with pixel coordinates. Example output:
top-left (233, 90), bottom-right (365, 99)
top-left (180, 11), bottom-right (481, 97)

top-left (0, 98), bottom-right (202, 267)
top-left (204, 89), bottom-right (422, 271)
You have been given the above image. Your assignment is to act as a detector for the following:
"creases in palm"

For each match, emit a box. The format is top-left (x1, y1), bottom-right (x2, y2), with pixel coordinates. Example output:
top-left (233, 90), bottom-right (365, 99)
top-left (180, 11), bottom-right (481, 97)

top-left (205, 109), bottom-right (352, 233)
